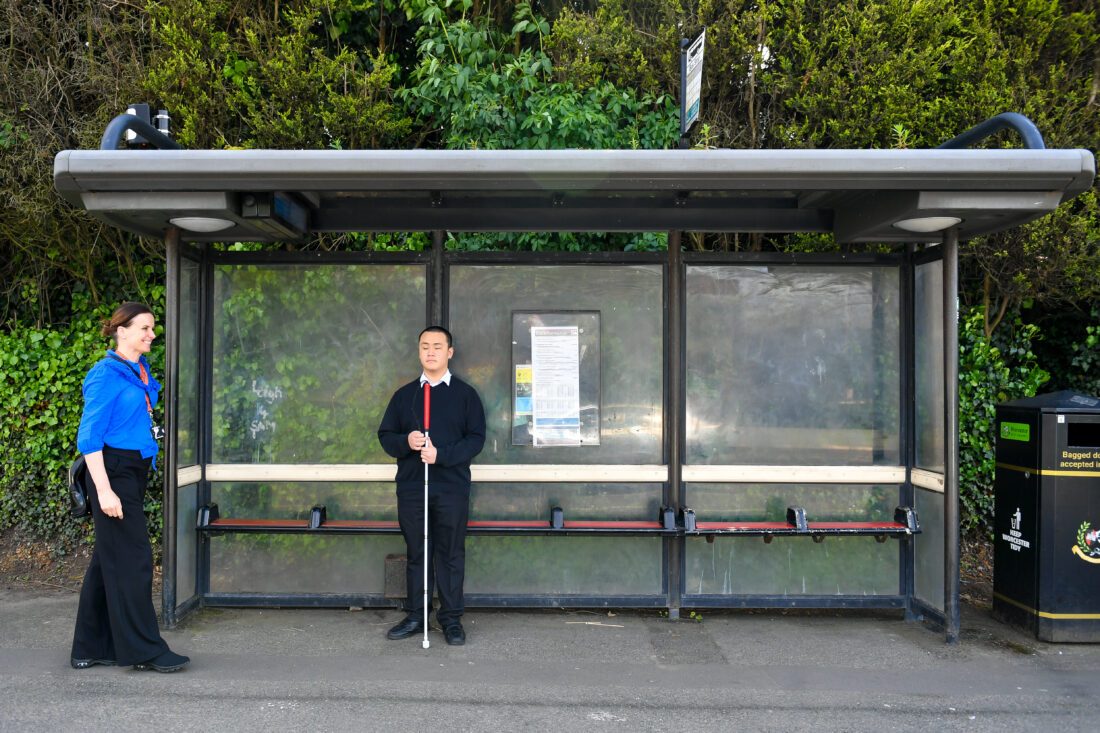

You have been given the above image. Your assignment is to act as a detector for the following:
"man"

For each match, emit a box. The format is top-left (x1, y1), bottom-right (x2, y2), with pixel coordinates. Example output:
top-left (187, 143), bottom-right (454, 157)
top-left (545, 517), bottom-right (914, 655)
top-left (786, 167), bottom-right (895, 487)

top-left (378, 326), bottom-right (486, 645)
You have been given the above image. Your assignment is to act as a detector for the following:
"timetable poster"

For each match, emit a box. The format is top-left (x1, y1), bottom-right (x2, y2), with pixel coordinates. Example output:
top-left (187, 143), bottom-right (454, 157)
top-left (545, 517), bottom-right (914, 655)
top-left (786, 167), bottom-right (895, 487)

top-left (510, 311), bottom-right (600, 447)
top-left (530, 326), bottom-right (581, 446)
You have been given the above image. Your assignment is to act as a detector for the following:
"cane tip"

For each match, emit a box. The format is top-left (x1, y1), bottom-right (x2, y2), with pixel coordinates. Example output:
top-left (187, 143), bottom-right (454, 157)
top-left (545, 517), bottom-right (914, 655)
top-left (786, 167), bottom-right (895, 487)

top-left (422, 639), bottom-right (430, 649)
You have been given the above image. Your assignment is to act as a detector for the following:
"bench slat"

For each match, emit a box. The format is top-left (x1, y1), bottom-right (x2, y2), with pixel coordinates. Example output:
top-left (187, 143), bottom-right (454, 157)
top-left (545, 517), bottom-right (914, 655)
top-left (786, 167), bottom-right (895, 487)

top-left (694, 521), bottom-right (798, 531)
top-left (808, 522), bottom-right (907, 530)
top-left (210, 518), bottom-right (309, 527)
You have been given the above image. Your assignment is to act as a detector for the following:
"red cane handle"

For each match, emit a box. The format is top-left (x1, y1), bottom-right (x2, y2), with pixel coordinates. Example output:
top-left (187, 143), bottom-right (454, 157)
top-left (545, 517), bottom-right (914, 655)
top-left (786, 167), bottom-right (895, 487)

top-left (423, 382), bottom-right (431, 432)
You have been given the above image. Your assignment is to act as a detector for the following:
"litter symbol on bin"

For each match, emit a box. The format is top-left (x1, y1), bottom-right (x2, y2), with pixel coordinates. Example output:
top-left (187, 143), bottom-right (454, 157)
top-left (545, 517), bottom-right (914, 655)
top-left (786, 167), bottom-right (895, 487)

top-left (1002, 508), bottom-right (1031, 552)
top-left (1073, 521), bottom-right (1100, 564)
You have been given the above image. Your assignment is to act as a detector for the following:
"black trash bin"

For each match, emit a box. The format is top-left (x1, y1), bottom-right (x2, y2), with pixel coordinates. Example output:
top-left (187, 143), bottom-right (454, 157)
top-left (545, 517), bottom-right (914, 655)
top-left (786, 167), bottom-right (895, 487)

top-left (993, 390), bottom-right (1100, 642)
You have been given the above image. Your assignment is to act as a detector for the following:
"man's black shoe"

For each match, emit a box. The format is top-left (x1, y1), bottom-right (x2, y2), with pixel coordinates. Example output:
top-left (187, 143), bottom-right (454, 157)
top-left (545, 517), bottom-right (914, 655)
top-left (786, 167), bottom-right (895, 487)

top-left (444, 624), bottom-right (466, 646)
top-left (71, 657), bottom-right (117, 670)
top-left (386, 615), bottom-right (424, 640)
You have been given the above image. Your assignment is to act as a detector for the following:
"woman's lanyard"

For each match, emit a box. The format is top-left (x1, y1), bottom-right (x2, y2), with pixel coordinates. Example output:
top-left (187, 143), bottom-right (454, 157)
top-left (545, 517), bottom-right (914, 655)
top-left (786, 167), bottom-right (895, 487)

top-left (108, 353), bottom-right (153, 421)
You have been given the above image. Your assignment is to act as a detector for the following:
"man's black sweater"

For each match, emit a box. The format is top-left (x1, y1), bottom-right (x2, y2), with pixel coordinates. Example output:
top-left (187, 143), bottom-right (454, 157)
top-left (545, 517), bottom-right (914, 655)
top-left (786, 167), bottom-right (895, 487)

top-left (377, 376), bottom-right (486, 490)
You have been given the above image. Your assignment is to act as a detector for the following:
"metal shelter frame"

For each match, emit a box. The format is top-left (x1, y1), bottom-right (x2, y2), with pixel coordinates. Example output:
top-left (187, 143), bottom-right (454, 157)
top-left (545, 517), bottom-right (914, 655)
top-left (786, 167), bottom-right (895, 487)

top-left (54, 114), bottom-right (1095, 642)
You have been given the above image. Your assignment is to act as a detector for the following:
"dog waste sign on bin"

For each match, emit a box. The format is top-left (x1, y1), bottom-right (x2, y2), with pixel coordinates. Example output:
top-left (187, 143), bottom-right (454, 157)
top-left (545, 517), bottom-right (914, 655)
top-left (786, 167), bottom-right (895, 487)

top-left (993, 390), bottom-right (1100, 642)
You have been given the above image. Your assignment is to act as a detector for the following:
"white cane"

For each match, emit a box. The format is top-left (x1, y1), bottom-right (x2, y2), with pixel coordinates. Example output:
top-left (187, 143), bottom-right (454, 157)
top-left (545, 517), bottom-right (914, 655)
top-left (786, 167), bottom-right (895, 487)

top-left (422, 383), bottom-right (431, 650)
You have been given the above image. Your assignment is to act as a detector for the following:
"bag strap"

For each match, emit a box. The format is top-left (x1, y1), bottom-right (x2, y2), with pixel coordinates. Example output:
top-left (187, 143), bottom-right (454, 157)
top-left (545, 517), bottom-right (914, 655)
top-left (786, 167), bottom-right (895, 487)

top-left (108, 353), bottom-right (152, 417)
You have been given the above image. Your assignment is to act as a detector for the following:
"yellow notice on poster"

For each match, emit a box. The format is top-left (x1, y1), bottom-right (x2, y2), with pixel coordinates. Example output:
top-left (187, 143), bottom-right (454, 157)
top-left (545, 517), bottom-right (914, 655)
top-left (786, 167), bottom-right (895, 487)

top-left (514, 365), bottom-right (533, 416)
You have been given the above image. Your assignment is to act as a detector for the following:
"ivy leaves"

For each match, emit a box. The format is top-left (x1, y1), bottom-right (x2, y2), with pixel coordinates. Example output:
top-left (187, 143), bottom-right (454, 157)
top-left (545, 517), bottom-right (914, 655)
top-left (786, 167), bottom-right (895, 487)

top-left (400, 3), bottom-right (676, 152)
top-left (958, 307), bottom-right (1049, 536)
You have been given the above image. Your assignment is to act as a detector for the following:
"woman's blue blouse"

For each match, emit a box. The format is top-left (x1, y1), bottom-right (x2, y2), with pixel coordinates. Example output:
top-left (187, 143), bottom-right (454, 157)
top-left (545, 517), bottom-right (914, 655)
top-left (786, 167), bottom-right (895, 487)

top-left (77, 350), bottom-right (161, 462)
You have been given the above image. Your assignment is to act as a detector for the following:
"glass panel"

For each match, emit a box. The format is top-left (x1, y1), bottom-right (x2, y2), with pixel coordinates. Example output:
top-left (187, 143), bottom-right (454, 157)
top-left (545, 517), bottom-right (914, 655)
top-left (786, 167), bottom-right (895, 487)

top-left (686, 483), bottom-right (900, 522)
top-left (174, 482), bottom-right (198, 606)
top-left (466, 536), bottom-right (663, 595)
top-left (211, 264), bottom-right (426, 463)
top-left (684, 536), bottom-right (899, 595)
top-left (209, 482), bottom-right (396, 520)
top-left (914, 487), bottom-right (945, 611)
top-left (685, 266), bottom-right (900, 465)
top-left (207, 482), bottom-right (661, 597)
top-left (449, 265), bottom-right (663, 464)
top-left (178, 257), bottom-right (200, 467)
top-left (472, 482), bottom-right (663, 521)
top-left (683, 482), bottom-right (900, 596)
top-left (209, 534), bottom-right (404, 594)
top-left (915, 261), bottom-right (945, 471)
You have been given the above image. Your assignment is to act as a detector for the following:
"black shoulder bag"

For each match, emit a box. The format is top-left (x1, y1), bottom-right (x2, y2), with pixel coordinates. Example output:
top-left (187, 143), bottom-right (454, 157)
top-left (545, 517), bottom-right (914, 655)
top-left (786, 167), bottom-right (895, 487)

top-left (68, 455), bottom-right (91, 519)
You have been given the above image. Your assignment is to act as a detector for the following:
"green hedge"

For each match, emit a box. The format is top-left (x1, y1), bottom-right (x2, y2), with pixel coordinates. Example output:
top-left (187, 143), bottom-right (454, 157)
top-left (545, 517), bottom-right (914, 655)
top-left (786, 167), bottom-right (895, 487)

top-left (958, 307), bottom-right (1049, 537)
top-left (0, 292), bottom-right (164, 552)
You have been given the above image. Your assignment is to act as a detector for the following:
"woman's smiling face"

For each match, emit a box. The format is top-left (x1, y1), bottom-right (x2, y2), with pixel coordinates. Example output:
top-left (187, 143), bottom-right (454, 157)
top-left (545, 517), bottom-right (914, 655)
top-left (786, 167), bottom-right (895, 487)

top-left (118, 313), bottom-right (156, 355)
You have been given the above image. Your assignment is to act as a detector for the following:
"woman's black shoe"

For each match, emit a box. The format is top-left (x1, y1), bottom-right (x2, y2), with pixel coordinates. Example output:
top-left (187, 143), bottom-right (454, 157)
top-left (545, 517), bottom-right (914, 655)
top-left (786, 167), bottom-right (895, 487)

top-left (134, 650), bottom-right (190, 673)
top-left (71, 657), bottom-right (116, 669)
top-left (386, 615), bottom-right (424, 640)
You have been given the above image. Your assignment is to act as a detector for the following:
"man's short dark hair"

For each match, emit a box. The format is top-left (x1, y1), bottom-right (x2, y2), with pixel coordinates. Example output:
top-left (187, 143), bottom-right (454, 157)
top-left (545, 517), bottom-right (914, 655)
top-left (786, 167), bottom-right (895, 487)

top-left (419, 325), bottom-right (453, 348)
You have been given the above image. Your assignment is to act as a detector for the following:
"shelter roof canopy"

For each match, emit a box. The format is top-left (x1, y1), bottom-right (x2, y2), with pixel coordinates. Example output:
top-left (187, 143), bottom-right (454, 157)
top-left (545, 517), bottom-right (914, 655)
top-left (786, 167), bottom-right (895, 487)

top-left (53, 147), bottom-right (1095, 243)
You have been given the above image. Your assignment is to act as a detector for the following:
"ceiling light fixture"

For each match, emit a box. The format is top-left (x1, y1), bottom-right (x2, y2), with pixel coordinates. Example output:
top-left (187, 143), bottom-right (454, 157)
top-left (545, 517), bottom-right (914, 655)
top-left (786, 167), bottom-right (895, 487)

top-left (892, 216), bottom-right (962, 233)
top-left (168, 216), bottom-right (235, 233)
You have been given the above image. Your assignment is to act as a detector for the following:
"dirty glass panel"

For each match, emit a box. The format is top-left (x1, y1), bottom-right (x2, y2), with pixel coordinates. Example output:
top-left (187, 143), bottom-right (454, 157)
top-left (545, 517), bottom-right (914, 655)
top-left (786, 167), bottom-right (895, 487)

top-left (211, 264), bottom-right (425, 463)
top-left (686, 483), bottom-right (900, 522)
top-left (466, 536), bottom-right (663, 595)
top-left (915, 261), bottom-right (945, 472)
top-left (914, 487), bottom-right (945, 611)
top-left (471, 482), bottom-right (663, 521)
top-left (684, 535), bottom-right (899, 596)
top-left (209, 534), bottom-right (404, 594)
top-left (449, 265), bottom-right (663, 464)
top-left (174, 482), bottom-right (198, 607)
top-left (177, 256), bottom-right (200, 467)
top-left (685, 265), bottom-right (900, 465)
top-left (209, 482), bottom-right (397, 520)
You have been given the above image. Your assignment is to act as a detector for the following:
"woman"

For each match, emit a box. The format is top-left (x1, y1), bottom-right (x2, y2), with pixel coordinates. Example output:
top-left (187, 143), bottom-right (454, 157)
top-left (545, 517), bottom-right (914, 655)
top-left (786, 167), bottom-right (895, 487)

top-left (70, 302), bottom-right (190, 673)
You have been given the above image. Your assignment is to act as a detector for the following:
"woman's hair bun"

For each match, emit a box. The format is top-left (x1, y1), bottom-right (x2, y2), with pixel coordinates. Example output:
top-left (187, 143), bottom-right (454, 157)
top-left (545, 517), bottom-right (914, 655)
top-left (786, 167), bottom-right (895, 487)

top-left (102, 302), bottom-right (153, 341)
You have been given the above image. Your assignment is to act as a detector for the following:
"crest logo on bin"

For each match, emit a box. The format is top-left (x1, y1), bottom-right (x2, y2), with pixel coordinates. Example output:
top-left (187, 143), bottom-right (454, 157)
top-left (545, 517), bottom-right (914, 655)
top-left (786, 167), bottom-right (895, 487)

top-left (1073, 521), bottom-right (1100, 564)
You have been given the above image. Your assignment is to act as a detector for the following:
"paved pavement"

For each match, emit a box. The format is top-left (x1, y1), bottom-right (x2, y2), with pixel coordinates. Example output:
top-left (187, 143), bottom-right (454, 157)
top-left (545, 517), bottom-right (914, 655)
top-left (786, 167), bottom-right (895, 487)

top-left (2, 587), bottom-right (1099, 731)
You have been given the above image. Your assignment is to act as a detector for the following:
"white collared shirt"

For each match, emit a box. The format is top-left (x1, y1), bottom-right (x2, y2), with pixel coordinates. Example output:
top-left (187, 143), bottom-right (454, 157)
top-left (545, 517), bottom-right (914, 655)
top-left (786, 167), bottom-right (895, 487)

top-left (419, 370), bottom-right (452, 388)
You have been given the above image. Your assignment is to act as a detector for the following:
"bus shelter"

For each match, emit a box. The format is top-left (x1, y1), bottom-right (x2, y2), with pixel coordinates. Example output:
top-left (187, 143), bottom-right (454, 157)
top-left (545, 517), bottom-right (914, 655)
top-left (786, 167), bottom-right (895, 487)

top-left (54, 114), bottom-right (1095, 641)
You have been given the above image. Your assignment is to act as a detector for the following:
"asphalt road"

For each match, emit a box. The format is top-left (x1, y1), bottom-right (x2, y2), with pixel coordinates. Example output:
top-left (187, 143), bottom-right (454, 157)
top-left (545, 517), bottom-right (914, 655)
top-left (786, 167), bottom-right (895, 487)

top-left (2, 588), bottom-right (1098, 731)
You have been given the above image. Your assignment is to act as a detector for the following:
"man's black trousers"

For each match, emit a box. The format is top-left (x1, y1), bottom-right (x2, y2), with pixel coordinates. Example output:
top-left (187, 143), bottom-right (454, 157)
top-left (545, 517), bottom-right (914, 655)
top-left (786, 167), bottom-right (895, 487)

top-left (397, 483), bottom-right (470, 628)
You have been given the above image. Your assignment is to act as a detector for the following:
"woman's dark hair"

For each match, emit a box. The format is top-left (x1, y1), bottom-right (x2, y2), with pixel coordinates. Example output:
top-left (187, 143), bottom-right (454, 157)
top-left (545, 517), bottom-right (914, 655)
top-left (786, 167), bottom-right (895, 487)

top-left (101, 302), bottom-right (154, 340)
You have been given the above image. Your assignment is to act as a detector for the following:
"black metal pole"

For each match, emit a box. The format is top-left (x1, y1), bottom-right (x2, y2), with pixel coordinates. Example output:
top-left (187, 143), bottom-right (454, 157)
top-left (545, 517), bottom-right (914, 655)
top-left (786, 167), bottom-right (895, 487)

top-left (162, 226), bottom-right (181, 627)
top-left (942, 229), bottom-right (960, 643)
top-left (936, 112), bottom-right (1045, 150)
top-left (667, 231), bottom-right (683, 619)
top-left (431, 230), bottom-right (445, 326)
top-left (99, 113), bottom-right (181, 151)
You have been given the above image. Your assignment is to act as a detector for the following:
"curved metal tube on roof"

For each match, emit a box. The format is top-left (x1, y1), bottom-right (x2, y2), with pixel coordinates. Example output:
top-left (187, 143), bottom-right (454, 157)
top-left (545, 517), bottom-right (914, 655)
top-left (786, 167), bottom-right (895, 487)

top-left (99, 113), bottom-right (181, 151)
top-left (937, 112), bottom-right (1045, 150)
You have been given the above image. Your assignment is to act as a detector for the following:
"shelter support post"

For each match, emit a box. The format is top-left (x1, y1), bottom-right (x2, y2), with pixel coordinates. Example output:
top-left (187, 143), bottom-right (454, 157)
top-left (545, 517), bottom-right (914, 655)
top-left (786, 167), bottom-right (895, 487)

top-left (430, 230), bottom-right (445, 325)
top-left (901, 244), bottom-right (919, 622)
top-left (943, 228), bottom-right (960, 643)
top-left (666, 231), bottom-right (683, 619)
top-left (162, 225), bottom-right (181, 627)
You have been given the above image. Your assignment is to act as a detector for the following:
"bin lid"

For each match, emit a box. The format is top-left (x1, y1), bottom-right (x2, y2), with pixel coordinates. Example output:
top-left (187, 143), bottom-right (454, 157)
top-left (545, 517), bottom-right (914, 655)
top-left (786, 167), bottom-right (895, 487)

top-left (997, 390), bottom-right (1100, 412)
